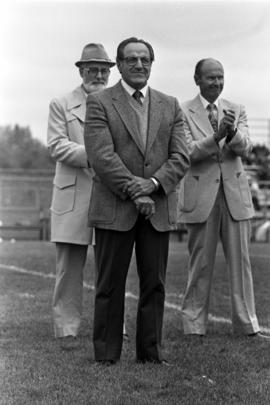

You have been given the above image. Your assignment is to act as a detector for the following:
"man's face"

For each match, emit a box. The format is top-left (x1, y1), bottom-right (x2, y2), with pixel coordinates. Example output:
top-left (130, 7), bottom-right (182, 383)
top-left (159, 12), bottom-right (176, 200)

top-left (195, 60), bottom-right (224, 103)
top-left (117, 42), bottom-right (152, 89)
top-left (80, 62), bottom-right (110, 94)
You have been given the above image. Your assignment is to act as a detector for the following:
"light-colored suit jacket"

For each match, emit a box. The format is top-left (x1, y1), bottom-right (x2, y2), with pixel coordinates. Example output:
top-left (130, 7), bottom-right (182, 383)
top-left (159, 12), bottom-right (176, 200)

top-left (47, 86), bottom-right (93, 244)
top-left (178, 95), bottom-right (254, 223)
top-left (84, 81), bottom-right (190, 232)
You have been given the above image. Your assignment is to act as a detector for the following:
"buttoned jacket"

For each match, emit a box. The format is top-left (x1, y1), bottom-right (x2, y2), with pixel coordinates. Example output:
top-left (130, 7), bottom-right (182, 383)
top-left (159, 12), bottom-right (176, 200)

top-left (84, 81), bottom-right (190, 232)
top-left (178, 95), bottom-right (254, 223)
top-left (47, 86), bottom-right (93, 244)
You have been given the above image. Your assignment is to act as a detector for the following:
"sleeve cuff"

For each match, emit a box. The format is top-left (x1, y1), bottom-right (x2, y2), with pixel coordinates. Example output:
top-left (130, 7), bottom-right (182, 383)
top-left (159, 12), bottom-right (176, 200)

top-left (226, 128), bottom-right (237, 143)
top-left (150, 177), bottom-right (159, 190)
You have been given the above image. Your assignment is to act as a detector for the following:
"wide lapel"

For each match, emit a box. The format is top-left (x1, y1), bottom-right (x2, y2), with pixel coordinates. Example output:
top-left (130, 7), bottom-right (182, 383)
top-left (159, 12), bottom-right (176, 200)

top-left (112, 82), bottom-right (145, 155)
top-left (188, 95), bottom-right (214, 138)
top-left (67, 86), bottom-right (86, 123)
top-left (145, 88), bottom-right (163, 153)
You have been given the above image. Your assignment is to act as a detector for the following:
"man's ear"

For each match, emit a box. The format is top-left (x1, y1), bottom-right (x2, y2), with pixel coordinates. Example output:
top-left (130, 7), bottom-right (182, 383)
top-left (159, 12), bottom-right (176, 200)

top-left (117, 61), bottom-right (122, 74)
top-left (194, 74), bottom-right (199, 86)
top-left (79, 67), bottom-right (84, 79)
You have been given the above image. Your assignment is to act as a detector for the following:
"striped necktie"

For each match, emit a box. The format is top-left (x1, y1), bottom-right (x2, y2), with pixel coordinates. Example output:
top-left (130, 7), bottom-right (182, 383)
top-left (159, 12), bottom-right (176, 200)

top-left (132, 90), bottom-right (143, 106)
top-left (207, 103), bottom-right (218, 133)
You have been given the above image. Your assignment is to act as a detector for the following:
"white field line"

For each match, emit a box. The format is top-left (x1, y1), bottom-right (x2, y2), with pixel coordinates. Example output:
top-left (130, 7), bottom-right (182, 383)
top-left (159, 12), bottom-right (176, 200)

top-left (1, 262), bottom-right (270, 333)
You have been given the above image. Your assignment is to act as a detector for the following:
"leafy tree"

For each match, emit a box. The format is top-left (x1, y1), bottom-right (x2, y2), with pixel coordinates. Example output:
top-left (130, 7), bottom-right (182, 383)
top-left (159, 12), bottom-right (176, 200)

top-left (0, 125), bottom-right (55, 169)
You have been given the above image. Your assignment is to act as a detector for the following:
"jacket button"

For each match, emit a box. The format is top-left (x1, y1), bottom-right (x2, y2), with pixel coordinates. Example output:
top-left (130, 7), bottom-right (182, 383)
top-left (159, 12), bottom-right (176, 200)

top-left (145, 162), bottom-right (150, 167)
top-left (215, 179), bottom-right (220, 183)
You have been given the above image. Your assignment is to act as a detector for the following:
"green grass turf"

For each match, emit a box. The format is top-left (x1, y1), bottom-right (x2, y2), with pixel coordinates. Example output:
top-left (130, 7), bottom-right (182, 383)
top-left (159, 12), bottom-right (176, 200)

top-left (0, 240), bottom-right (270, 404)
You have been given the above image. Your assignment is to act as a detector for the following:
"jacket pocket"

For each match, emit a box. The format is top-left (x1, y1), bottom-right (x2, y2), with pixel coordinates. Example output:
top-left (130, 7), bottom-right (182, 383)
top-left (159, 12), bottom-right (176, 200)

top-left (237, 172), bottom-right (252, 207)
top-left (89, 181), bottom-right (116, 224)
top-left (50, 175), bottom-right (76, 215)
top-left (180, 175), bottom-right (199, 212)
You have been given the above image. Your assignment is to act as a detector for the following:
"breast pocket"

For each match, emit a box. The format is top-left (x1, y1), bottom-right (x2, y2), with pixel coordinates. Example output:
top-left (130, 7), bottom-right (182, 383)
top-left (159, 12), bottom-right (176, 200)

top-left (51, 175), bottom-right (76, 215)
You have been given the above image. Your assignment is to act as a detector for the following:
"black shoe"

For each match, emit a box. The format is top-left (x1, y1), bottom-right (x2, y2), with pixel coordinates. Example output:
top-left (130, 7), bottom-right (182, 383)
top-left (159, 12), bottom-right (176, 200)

top-left (95, 360), bottom-right (117, 366)
top-left (186, 333), bottom-right (205, 337)
top-left (248, 332), bottom-right (270, 341)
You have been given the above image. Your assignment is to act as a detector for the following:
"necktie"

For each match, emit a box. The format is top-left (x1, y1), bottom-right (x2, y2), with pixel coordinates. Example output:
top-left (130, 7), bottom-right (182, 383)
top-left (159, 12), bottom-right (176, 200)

top-left (207, 103), bottom-right (218, 133)
top-left (132, 90), bottom-right (143, 106)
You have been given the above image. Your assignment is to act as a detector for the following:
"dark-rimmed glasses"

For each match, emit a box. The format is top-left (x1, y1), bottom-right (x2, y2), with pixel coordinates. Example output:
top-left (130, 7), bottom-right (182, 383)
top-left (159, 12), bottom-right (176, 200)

top-left (83, 67), bottom-right (110, 76)
top-left (122, 57), bottom-right (151, 66)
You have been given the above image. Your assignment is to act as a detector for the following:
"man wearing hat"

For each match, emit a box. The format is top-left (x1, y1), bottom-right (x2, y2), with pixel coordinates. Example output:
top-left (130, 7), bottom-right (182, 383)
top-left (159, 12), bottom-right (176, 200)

top-left (47, 43), bottom-right (117, 347)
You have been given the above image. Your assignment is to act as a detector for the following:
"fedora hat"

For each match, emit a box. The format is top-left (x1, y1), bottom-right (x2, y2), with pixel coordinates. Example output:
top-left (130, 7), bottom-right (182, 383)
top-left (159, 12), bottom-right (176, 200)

top-left (75, 43), bottom-right (116, 67)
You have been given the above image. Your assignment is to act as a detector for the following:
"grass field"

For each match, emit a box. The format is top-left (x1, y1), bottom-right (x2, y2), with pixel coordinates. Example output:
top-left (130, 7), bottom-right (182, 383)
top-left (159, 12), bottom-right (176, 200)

top-left (0, 240), bottom-right (270, 405)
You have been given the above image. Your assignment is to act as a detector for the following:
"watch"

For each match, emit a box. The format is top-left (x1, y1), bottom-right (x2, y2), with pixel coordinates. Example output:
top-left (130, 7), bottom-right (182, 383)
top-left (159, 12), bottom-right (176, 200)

top-left (150, 177), bottom-right (159, 190)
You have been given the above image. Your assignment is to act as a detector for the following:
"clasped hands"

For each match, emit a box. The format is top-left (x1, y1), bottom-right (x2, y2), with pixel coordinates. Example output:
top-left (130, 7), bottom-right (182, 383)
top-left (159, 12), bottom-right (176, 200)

top-left (123, 176), bottom-right (156, 219)
top-left (215, 109), bottom-right (236, 142)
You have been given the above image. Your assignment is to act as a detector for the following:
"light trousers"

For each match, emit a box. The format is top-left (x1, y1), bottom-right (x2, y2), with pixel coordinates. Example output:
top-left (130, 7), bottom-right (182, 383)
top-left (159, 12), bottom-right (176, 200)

top-left (52, 243), bottom-right (88, 338)
top-left (182, 184), bottom-right (260, 335)
top-left (52, 242), bottom-right (127, 338)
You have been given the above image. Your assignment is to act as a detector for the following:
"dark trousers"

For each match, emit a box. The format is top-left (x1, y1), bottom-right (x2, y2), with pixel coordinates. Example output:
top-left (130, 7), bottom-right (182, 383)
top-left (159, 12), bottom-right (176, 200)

top-left (93, 215), bottom-right (169, 361)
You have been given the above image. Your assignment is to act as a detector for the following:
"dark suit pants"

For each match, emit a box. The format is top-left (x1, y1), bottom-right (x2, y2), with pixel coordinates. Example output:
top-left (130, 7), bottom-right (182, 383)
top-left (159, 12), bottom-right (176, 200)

top-left (93, 215), bottom-right (169, 362)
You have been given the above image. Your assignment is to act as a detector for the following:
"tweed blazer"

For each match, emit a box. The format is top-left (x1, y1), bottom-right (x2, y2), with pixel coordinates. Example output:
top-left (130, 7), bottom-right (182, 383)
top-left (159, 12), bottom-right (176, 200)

top-left (178, 95), bottom-right (254, 223)
top-left (47, 86), bottom-right (93, 244)
top-left (84, 81), bottom-right (190, 232)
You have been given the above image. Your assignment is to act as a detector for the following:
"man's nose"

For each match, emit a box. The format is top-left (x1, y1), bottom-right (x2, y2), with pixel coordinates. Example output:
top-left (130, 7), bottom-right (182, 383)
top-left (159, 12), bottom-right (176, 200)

top-left (134, 58), bottom-right (143, 68)
top-left (96, 70), bottom-right (103, 78)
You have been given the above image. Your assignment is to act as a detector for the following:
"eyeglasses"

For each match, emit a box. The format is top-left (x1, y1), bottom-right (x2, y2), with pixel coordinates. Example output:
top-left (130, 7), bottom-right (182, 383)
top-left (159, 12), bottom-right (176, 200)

top-left (122, 57), bottom-right (151, 66)
top-left (83, 67), bottom-right (110, 76)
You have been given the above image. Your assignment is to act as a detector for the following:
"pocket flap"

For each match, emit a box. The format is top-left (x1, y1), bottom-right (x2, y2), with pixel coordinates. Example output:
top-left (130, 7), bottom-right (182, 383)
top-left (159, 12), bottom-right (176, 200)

top-left (53, 174), bottom-right (76, 189)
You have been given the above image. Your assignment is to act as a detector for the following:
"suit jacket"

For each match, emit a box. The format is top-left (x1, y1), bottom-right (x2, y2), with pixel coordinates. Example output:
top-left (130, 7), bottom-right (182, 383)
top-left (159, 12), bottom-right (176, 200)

top-left (47, 86), bottom-right (93, 244)
top-left (178, 95), bottom-right (254, 223)
top-left (84, 81), bottom-right (190, 232)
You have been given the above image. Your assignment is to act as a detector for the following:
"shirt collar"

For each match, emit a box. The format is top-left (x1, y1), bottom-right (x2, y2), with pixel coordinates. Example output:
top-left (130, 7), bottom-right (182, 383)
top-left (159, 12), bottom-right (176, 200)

top-left (121, 79), bottom-right (148, 98)
top-left (199, 94), bottom-right (219, 110)
top-left (81, 85), bottom-right (90, 99)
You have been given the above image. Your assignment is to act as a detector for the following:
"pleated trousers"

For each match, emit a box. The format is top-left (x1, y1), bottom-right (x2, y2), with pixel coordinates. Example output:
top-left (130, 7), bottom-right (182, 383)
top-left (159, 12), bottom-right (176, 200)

top-left (182, 183), bottom-right (260, 335)
top-left (52, 243), bottom-right (88, 337)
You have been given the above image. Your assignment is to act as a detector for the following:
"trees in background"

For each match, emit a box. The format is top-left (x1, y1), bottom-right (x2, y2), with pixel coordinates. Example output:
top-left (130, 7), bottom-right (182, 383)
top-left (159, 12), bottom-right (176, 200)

top-left (0, 125), bottom-right (55, 169)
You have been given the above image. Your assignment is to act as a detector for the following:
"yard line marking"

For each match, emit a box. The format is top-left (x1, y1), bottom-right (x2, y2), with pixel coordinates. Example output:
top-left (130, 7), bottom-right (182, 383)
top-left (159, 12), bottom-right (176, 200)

top-left (0, 264), bottom-right (56, 279)
top-left (1, 263), bottom-right (270, 334)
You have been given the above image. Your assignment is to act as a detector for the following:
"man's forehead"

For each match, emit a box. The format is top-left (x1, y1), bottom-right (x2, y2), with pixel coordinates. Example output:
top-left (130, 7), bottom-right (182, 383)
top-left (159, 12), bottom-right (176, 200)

top-left (123, 42), bottom-right (149, 55)
top-left (202, 60), bottom-right (223, 74)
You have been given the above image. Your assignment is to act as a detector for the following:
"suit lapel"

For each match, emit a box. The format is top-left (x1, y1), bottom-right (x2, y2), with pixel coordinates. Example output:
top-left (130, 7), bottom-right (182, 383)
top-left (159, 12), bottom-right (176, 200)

top-left (67, 86), bottom-right (86, 122)
top-left (112, 82), bottom-right (145, 155)
top-left (188, 95), bottom-right (213, 137)
top-left (146, 88), bottom-right (163, 154)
